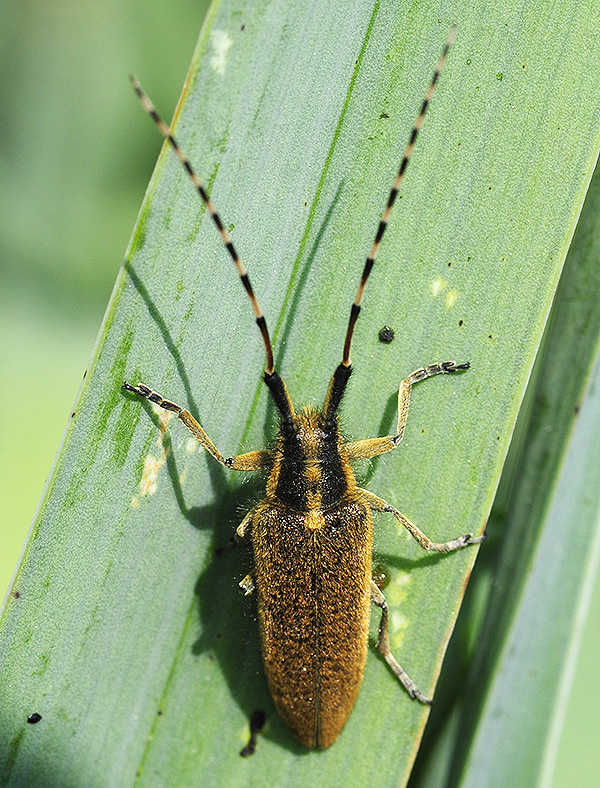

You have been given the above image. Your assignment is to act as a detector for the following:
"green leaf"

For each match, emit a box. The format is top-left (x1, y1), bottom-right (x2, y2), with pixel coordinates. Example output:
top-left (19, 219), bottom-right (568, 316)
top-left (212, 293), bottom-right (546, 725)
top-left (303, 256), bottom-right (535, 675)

top-left (1, 2), bottom-right (600, 787)
top-left (457, 161), bottom-right (600, 788)
top-left (409, 157), bottom-right (600, 788)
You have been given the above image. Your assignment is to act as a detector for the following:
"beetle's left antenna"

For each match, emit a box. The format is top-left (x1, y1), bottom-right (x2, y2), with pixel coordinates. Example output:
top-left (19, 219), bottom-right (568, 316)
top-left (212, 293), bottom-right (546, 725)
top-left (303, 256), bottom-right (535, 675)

top-left (341, 24), bottom-right (456, 367)
top-left (130, 76), bottom-right (275, 376)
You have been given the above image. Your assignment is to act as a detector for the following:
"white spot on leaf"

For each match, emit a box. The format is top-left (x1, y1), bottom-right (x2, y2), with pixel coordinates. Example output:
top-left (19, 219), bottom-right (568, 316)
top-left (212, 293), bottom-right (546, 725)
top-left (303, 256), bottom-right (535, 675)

top-left (388, 571), bottom-right (411, 648)
top-left (210, 30), bottom-right (233, 75)
top-left (446, 289), bottom-right (458, 308)
top-left (131, 411), bottom-right (172, 508)
top-left (431, 277), bottom-right (447, 297)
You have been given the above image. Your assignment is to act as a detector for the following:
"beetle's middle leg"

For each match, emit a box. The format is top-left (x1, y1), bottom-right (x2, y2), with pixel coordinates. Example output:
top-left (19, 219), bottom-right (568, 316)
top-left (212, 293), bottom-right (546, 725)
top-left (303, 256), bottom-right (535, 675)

top-left (360, 488), bottom-right (485, 553)
top-left (216, 507), bottom-right (255, 556)
top-left (370, 580), bottom-right (431, 704)
top-left (345, 361), bottom-right (469, 461)
top-left (217, 509), bottom-right (257, 593)
top-left (233, 510), bottom-right (257, 595)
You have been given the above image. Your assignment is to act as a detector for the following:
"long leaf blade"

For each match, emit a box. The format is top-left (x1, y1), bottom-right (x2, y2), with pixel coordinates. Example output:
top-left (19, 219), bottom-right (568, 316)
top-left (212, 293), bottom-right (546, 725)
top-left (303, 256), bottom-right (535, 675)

top-left (1, 3), bottom-right (600, 787)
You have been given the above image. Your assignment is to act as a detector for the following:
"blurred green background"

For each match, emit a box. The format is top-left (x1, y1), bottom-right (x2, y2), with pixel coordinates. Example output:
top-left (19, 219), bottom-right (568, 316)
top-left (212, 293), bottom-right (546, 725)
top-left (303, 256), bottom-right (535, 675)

top-left (1, 0), bottom-right (209, 570)
top-left (0, 2), bottom-right (597, 785)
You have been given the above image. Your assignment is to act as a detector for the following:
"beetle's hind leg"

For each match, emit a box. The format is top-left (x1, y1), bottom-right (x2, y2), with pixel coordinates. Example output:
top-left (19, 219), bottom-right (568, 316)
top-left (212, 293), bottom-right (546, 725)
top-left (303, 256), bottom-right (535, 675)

top-left (370, 580), bottom-right (431, 704)
top-left (123, 382), bottom-right (271, 471)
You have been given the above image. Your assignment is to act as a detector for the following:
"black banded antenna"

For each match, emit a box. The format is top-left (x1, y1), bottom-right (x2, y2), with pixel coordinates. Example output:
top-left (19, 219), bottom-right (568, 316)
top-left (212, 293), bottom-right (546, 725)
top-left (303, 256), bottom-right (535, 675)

top-left (130, 76), bottom-right (275, 376)
top-left (341, 24), bottom-right (456, 367)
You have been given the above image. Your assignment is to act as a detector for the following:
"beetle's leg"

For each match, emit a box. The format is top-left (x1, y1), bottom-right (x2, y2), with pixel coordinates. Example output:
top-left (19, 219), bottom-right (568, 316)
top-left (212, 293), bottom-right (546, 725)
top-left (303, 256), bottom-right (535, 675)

top-left (239, 573), bottom-right (256, 596)
top-left (124, 382), bottom-right (272, 470)
top-left (359, 488), bottom-right (486, 553)
top-left (370, 580), bottom-right (431, 704)
top-left (345, 361), bottom-right (469, 460)
top-left (392, 361), bottom-right (469, 446)
top-left (216, 509), bottom-right (255, 555)
top-left (236, 510), bottom-right (253, 541)
top-left (236, 515), bottom-right (257, 593)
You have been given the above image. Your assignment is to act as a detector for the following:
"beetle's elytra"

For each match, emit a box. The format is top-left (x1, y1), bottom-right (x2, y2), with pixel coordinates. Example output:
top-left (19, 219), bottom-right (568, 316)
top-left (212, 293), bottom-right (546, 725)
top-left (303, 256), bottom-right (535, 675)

top-left (124, 25), bottom-right (485, 749)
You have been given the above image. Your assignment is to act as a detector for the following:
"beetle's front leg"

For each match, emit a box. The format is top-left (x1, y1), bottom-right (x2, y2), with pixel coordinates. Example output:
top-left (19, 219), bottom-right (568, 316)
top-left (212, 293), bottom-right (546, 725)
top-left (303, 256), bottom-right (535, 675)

top-left (345, 361), bottom-right (470, 461)
top-left (392, 361), bottom-right (469, 446)
top-left (124, 381), bottom-right (272, 470)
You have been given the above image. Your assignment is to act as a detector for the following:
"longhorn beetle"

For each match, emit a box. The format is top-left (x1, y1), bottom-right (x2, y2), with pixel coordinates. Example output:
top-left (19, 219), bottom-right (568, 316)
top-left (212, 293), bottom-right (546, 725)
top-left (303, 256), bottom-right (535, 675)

top-left (124, 25), bottom-right (485, 750)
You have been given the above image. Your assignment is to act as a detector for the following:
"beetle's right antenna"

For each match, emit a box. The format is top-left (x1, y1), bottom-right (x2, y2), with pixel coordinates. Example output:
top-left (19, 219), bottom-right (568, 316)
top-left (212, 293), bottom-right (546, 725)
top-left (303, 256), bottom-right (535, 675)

top-left (130, 77), bottom-right (275, 377)
top-left (341, 24), bottom-right (456, 368)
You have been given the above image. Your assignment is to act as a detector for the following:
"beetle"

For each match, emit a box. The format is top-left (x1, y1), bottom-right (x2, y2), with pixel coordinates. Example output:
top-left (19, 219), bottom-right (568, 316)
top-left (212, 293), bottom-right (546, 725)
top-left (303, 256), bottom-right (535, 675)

top-left (124, 25), bottom-right (485, 749)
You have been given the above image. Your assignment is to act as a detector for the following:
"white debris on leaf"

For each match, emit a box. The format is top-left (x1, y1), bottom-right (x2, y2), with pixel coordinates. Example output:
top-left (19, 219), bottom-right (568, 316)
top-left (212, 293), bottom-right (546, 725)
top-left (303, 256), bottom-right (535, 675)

top-left (131, 411), bottom-right (172, 508)
top-left (210, 30), bottom-right (233, 75)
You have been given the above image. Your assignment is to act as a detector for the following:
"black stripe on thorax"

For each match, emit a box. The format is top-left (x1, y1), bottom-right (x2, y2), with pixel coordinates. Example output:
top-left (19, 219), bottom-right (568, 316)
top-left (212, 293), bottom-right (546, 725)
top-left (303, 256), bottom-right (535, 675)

top-left (273, 417), bottom-right (349, 511)
top-left (274, 420), bottom-right (307, 510)
top-left (318, 426), bottom-right (347, 509)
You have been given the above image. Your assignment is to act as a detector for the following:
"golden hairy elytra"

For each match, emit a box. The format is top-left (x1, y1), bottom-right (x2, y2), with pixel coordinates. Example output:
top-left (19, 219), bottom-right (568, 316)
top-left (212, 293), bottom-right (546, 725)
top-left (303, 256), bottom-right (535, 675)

top-left (124, 24), bottom-right (485, 750)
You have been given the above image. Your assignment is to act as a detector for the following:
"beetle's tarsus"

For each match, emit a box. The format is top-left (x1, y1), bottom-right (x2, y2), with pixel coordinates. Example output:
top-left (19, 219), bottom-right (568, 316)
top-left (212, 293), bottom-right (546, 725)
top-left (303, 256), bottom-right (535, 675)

top-left (442, 360), bottom-right (470, 373)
